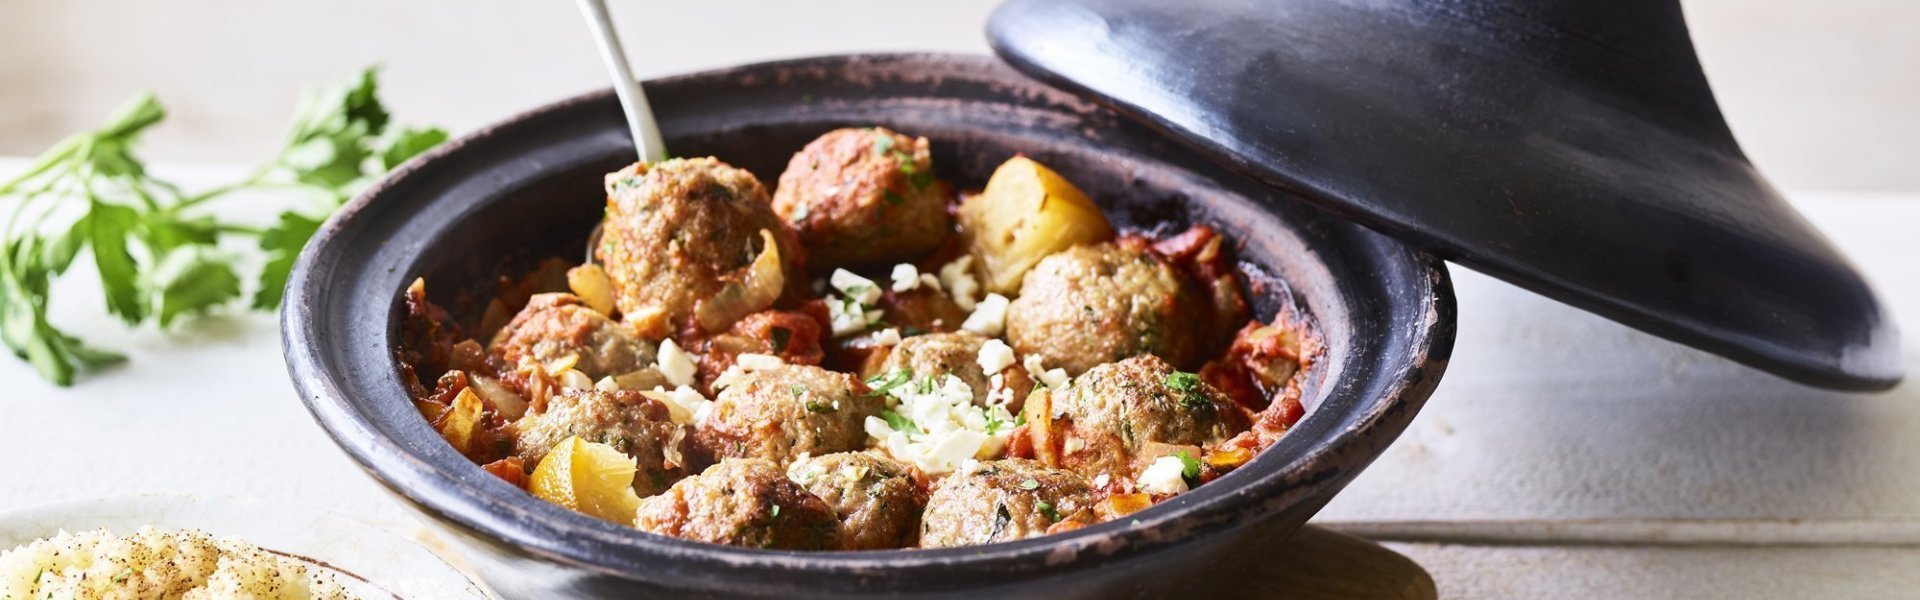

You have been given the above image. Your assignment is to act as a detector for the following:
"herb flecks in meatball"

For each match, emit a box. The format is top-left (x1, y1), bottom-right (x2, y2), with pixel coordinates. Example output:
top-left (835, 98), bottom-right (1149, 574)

top-left (920, 459), bottom-right (1095, 548)
top-left (878, 331), bottom-right (1033, 410)
top-left (1006, 240), bottom-right (1211, 375)
top-left (694, 363), bottom-right (883, 467)
top-left (788, 452), bottom-right (927, 549)
top-left (636, 458), bottom-right (841, 550)
top-left (513, 389), bottom-right (687, 497)
top-left (488, 293), bottom-right (656, 380)
top-left (1037, 355), bottom-right (1250, 480)
top-left (773, 128), bottom-right (951, 268)
top-left (596, 158), bottom-right (801, 333)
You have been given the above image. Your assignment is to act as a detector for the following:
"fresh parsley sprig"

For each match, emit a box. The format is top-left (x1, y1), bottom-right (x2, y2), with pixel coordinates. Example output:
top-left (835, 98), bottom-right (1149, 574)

top-left (0, 67), bottom-right (446, 385)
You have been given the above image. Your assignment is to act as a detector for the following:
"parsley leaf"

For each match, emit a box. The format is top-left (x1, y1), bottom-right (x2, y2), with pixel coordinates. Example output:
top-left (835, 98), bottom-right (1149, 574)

top-left (1174, 451), bottom-right (1202, 480)
top-left (879, 410), bottom-right (919, 434)
top-left (1165, 370), bottom-right (1210, 408)
top-left (252, 210), bottom-right (325, 309)
top-left (0, 67), bottom-right (443, 386)
top-left (865, 369), bottom-right (911, 397)
top-left (1036, 500), bottom-right (1061, 522)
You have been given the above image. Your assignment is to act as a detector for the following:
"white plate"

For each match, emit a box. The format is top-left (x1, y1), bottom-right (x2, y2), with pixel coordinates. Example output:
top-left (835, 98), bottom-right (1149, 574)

top-left (0, 494), bottom-right (487, 599)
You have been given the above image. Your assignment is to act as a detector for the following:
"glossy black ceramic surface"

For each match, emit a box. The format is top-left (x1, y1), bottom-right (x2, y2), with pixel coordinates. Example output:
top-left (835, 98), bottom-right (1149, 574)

top-left (281, 54), bottom-right (1453, 598)
top-left (988, 0), bottom-right (1900, 391)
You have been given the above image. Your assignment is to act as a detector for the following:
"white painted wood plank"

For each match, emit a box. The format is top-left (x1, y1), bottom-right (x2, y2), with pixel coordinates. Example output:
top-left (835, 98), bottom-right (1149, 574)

top-left (1386, 542), bottom-right (1920, 600)
top-left (1318, 192), bottom-right (1920, 535)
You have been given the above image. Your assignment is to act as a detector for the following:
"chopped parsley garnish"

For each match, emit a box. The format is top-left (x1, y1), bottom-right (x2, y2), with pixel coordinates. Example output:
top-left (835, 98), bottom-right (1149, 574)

top-left (769, 326), bottom-right (792, 354)
top-left (1165, 371), bottom-right (1210, 408)
top-left (866, 369), bottom-right (912, 396)
top-left (908, 169), bottom-right (935, 190)
top-left (805, 400), bottom-right (836, 414)
top-left (1036, 500), bottom-right (1061, 522)
top-left (1018, 478), bottom-right (1040, 490)
top-left (882, 188), bottom-right (906, 205)
top-left (873, 135), bottom-right (895, 155)
top-left (1174, 451), bottom-right (1202, 480)
top-left (880, 409), bottom-right (920, 434)
top-left (770, 504), bottom-right (782, 518)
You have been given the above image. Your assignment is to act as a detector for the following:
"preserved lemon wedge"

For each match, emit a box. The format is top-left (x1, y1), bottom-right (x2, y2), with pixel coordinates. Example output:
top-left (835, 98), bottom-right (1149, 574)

top-left (438, 387), bottom-right (484, 455)
top-left (960, 156), bottom-right (1115, 294)
top-left (530, 435), bottom-right (643, 525)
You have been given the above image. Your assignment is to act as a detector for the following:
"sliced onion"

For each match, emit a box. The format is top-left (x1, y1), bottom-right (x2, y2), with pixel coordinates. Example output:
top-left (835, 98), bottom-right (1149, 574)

top-left (469, 374), bottom-right (528, 421)
top-left (695, 229), bottom-right (784, 332)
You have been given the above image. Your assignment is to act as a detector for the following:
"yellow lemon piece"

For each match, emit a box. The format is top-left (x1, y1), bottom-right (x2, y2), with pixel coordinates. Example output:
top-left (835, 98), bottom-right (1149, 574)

top-left (959, 156), bottom-right (1115, 294)
top-left (529, 435), bottom-right (643, 525)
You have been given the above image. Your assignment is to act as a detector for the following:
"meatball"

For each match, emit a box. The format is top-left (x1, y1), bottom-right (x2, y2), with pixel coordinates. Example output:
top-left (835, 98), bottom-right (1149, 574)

top-left (635, 458), bottom-right (840, 550)
top-left (876, 331), bottom-right (1033, 409)
top-left (488, 293), bottom-right (656, 378)
top-left (512, 389), bottom-right (687, 497)
top-left (772, 128), bottom-right (951, 268)
top-left (920, 459), bottom-right (1096, 548)
top-left (596, 158), bottom-right (801, 331)
top-left (1042, 355), bottom-right (1249, 480)
top-left (787, 452), bottom-right (927, 550)
top-left (1006, 241), bottom-right (1210, 375)
top-left (694, 363), bottom-right (883, 467)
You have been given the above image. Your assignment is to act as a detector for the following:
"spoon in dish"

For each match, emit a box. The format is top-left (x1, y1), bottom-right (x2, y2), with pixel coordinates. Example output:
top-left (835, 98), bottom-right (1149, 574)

top-left (573, 0), bottom-right (665, 264)
top-left (574, 0), bottom-right (667, 163)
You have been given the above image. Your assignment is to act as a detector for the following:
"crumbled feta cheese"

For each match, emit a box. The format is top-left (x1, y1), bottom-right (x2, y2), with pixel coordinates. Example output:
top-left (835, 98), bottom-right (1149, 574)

top-left (558, 369), bottom-right (594, 390)
top-left (1024, 354), bottom-right (1071, 389)
top-left (657, 338), bottom-right (697, 387)
top-left (864, 415), bottom-right (894, 440)
top-left (976, 338), bottom-right (1016, 374)
top-left (642, 385), bottom-right (712, 425)
top-left (827, 295), bottom-right (884, 337)
top-left (829, 269), bottom-right (882, 304)
top-left (985, 373), bottom-right (1016, 406)
top-left (825, 269), bottom-right (886, 337)
top-left (863, 372), bottom-right (1020, 475)
top-left (939, 255), bottom-right (980, 311)
top-left (890, 263), bottom-right (922, 292)
top-left (873, 327), bottom-right (903, 346)
top-left (961, 293), bottom-right (1010, 336)
top-left (736, 353), bottom-right (786, 370)
top-left (1093, 473), bottom-right (1111, 488)
top-left (1137, 456), bottom-right (1191, 495)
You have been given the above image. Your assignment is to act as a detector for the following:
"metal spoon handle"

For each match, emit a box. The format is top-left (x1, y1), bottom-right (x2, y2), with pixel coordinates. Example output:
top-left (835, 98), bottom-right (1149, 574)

top-left (575, 0), bottom-right (666, 163)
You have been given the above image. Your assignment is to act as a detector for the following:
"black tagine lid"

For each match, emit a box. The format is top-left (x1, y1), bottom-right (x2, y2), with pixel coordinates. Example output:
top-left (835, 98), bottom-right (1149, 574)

top-left (986, 0), bottom-right (1901, 391)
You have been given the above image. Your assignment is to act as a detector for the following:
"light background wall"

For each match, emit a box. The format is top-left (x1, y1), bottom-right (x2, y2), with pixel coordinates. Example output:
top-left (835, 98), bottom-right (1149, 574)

top-left (2, 0), bottom-right (1914, 192)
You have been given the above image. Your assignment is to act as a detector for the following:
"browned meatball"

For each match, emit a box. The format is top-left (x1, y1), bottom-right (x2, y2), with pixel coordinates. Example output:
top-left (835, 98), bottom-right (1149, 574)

top-left (596, 158), bottom-right (801, 331)
top-left (1041, 355), bottom-right (1249, 480)
top-left (876, 331), bottom-right (1033, 409)
top-left (512, 389), bottom-right (687, 497)
top-left (1006, 241), bottom-right (1210, 375)
top-left (787, 452), bottom-right (927, 550)
top-left (635, 458), bottom-right (840, 550)
top-left (488, 293), bottom-right (655, 378)
top-left (772, 128), bottom-right (950, 268)
top-left (694, 363), bottom-right (883, 467)
top-left (920, 459), bottom-right (1096, 548)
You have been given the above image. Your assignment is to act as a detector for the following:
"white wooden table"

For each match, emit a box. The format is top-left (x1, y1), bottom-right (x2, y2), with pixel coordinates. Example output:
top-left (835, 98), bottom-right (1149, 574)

top-left (4, 162), bottom-right (1917, 598)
